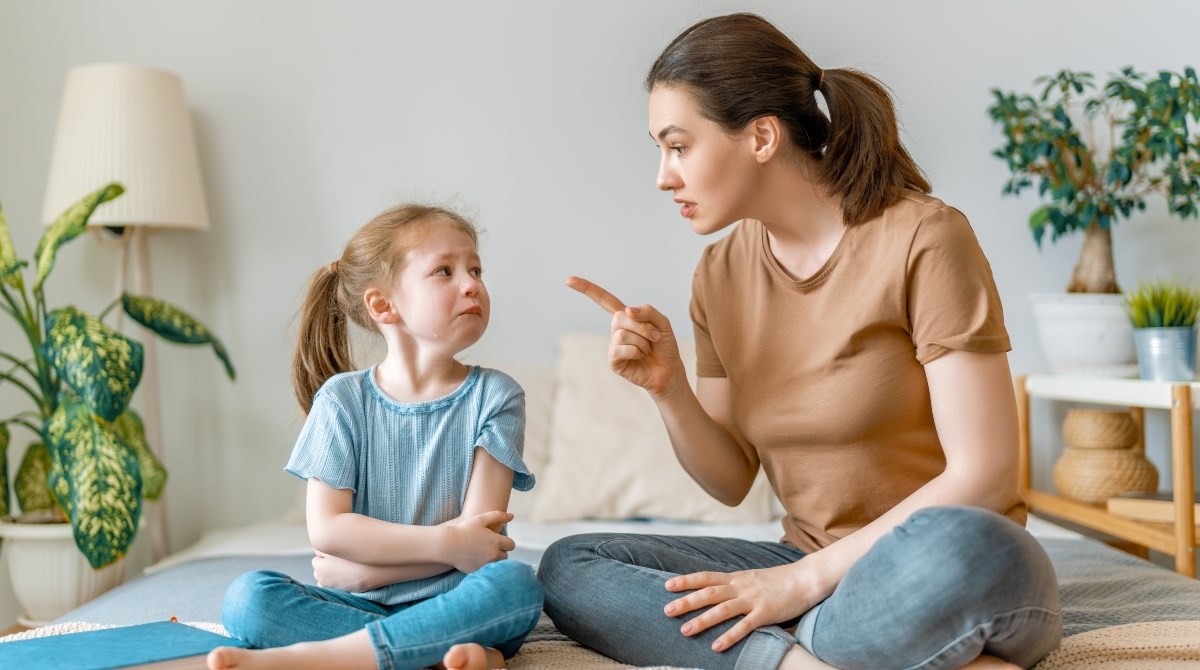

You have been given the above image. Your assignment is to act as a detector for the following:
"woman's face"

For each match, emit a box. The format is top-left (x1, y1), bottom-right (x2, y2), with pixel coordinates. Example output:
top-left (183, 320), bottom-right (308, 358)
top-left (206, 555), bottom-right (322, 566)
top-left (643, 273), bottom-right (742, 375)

top-left (648, 85), bottom-right (759, 235)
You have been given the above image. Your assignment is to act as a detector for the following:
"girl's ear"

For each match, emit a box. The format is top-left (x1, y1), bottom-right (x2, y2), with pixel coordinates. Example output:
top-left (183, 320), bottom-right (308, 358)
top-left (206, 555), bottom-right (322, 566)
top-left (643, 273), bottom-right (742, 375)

top-left (364, 287), bottom-right (401, 325)
top-left (749, 115), bottom-right (783, 164)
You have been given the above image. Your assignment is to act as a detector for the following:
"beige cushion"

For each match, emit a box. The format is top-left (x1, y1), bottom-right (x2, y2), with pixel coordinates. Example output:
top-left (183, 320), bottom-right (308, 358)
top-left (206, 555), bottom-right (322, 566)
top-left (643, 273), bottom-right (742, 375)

top-left (530, 332), bottom-right (774, 523)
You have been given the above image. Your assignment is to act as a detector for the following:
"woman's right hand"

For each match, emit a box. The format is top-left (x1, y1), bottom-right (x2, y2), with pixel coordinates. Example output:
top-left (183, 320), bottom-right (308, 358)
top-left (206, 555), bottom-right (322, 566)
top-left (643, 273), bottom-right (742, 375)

top-left (566, 276), bottom-right (685, 398)
top-left (444, 510), bottom-right (515, 573)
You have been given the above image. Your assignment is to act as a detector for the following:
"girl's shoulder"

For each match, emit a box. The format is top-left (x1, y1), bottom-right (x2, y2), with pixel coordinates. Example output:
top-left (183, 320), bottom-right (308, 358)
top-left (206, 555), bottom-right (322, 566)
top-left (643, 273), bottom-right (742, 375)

top-left (471, 366), bottom-right (525, 400)
top-left (311, 368), bottom-right (372, 409)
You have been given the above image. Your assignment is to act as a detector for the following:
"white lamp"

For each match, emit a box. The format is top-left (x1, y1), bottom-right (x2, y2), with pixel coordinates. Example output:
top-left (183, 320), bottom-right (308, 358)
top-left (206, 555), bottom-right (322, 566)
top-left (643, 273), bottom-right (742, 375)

top-left (42, 63), bottom-right (209, 563)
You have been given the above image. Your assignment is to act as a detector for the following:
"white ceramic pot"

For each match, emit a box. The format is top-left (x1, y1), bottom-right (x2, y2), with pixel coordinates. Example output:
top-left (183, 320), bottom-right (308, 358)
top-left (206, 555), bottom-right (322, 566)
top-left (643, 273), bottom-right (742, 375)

top-left (0, 517), bottom-right (126, 627)
top-left (1029, 293), bottom-right (1137, 376)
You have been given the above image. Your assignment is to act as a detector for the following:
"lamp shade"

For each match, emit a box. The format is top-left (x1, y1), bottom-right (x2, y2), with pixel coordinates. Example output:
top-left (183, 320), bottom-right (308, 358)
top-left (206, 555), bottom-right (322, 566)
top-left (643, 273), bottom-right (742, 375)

top-left (42, 63), bottom-right (208, 230)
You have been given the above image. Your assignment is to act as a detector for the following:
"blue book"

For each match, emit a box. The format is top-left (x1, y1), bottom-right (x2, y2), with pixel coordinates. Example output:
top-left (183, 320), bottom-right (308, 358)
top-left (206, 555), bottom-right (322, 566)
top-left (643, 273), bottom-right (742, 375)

top-left (0, 620), bottom-right (250, 669)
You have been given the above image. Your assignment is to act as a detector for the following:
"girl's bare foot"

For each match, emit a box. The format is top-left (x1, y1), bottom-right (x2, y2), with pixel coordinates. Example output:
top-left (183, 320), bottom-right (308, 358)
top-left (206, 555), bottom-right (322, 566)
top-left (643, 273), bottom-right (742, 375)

top-left (441, 643), bottom-right (505, 670)
top-left (960, 655), bottom-right (1020, 669)
top-left (206, 633), bottom-right (376, 670)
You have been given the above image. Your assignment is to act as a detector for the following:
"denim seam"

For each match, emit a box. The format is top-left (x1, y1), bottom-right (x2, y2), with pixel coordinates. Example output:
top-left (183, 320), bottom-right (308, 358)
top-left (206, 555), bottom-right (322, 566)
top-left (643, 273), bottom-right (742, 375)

top-left (372, 604), bottom-right (543, 660)
top-left (900, 605), bottom-right (1062, 670)
top-left (368, 621), bottom-right (397, 670)
top-left (594, 538), bottom-right (743, 572)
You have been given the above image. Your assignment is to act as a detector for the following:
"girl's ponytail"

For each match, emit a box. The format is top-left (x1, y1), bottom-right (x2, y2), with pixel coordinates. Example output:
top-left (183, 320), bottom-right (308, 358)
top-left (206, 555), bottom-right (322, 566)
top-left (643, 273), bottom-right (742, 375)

top-left (292, 263), bottom-right (352, 414)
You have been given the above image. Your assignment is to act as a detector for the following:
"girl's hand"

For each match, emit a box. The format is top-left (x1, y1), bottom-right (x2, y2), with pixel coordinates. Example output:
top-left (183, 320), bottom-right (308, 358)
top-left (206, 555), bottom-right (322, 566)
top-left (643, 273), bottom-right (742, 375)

top-left (566, 276), bottom-right (685, 398)
top-left (312, 550), bottom-right (372, 592)
top-left (663, 562), bottom-right (819, 653)
top-left (445, 510), bottom-right (515, 573)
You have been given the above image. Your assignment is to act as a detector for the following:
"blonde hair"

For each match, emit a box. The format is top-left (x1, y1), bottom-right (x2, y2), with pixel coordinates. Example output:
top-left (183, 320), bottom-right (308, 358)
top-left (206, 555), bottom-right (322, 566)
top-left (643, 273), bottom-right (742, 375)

top-left (291, 204), bottom-right (479, 413)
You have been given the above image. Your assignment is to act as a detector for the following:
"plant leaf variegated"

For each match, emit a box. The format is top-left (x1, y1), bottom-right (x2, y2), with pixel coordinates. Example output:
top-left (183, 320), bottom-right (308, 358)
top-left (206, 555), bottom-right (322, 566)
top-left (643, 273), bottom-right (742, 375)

top-left (43, 306), bottom-right (144, 422)
top-left (0, 201), bottom-right (26, 291)
top-left (123, 293), bottom-right (237, 380)
top-left (0, 424), bottom-right (8, 518)
top-left (44, 393), bottom-right (142, 569)
top-left (111, 410), bottom-right (166, 500)
top-left (15, 441), bottom-right (56, 513)
top-left (34, 183), bottom-right (124, 297)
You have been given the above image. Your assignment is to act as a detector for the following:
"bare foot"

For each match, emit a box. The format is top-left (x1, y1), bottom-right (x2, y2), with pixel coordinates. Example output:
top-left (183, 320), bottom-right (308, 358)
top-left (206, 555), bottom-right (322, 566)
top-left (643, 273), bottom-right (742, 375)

top-left (441, 643), bottom-right (505, 670)
top-left (206, 635), bottom-right (375, 670)
top-left (959, 655), bottom-right (1020, 669)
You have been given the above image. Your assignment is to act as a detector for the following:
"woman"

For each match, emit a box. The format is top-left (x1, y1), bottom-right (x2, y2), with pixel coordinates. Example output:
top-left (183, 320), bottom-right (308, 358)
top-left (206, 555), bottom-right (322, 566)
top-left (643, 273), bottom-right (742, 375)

top-left (539, 12), bottom-right (1061, 670)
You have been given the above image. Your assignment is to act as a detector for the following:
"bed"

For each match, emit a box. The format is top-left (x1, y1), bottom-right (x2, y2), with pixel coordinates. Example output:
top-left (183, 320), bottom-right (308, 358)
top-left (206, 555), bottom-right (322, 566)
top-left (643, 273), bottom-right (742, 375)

top-left (3, 514), bottom-right (1198, 669)
top-left (5, 336), bottom-right (1200, 668)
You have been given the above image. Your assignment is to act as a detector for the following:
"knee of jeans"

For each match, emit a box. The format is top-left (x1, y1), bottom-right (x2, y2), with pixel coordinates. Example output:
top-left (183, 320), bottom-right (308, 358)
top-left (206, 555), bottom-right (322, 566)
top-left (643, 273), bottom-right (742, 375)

top-left (539, 534), bottom-right (608, 587)
top-left (221, 570), bottom-right (291, 641)
top-left (481, 559), bottom-right (543, 612)
top-left (900, 506), bottom-right (1059, 608)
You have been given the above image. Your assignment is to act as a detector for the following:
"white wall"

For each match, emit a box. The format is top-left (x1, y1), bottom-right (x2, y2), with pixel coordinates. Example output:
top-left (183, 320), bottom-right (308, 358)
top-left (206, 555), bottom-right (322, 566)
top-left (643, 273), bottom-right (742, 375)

top-left (2, 1), bottom-right (1199, 623)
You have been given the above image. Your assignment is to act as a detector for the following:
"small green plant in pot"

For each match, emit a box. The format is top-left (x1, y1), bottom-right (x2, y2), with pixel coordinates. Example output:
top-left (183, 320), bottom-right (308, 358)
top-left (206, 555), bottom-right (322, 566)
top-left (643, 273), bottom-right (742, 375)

top-left (1124, 279), bottom-right (1199, 381)
top-left (0, 183), bottom-right (235, 569)
top-left (988, 68), bottom-right (1200, 294)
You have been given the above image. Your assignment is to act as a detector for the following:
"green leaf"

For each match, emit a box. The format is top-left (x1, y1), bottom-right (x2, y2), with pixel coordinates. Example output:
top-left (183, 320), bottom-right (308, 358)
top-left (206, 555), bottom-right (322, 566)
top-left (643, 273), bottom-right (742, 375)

top-left (122, 294), bottom-right (236, 380)
top-left (33, 183), bottom-right (124, 296)
top-left (15, 441), bottom-right (56, 513)
top-left (44, 393), bottom-right (141, 569)
top-left (111, 410), bottom-right (166, 501)
top-left (0, 201), bottom-right (25, 291)
top-left (0, 424), bottom-right (8, 518)
top-left (43, 306), bottom-right (143, 422)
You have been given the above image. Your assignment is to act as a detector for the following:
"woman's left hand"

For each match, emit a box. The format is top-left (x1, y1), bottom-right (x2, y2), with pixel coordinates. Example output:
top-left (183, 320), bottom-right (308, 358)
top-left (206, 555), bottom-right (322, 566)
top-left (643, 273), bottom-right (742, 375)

top-left (663, 562), bottom-right (818, 652)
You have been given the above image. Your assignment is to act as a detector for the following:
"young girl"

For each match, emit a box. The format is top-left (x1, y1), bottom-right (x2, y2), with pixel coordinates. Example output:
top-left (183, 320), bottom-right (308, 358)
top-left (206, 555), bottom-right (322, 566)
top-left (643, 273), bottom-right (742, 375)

top-left (209, 204), bottom-right (542, 670)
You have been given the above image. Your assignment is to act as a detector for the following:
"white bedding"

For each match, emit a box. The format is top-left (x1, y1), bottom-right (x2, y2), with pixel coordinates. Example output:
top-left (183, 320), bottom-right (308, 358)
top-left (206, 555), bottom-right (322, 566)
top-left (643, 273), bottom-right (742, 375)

top-left (147, 514), bottom-right (1086, 575)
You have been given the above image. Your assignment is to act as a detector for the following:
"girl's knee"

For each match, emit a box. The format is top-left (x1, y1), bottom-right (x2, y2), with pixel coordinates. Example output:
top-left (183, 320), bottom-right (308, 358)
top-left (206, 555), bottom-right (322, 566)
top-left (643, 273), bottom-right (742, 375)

top-left (221, 570), bottom-right (292, 641)
top-left (478, 560), bottom-right (543, 609)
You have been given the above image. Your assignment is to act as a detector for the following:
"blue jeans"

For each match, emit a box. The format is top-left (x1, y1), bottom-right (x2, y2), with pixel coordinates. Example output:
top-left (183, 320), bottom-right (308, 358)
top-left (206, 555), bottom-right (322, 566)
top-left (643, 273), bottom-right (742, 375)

top-left (540, 506), bottom-right (1062, 670)
top-left (221, 559), bottom-right (543, 670)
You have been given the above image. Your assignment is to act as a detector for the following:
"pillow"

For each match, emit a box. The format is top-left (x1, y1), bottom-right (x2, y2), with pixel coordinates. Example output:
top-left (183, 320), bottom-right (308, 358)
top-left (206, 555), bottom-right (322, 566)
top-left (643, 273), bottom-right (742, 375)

top-left (530, 332), bottom-right (775, 523)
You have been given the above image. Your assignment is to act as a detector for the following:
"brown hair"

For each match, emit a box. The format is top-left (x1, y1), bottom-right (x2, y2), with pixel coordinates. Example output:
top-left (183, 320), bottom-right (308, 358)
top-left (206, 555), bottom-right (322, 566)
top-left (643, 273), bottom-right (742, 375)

top-left (645, 13), bottom-right (930, 224)
top-left (291, 204), bottom-right (479, 413)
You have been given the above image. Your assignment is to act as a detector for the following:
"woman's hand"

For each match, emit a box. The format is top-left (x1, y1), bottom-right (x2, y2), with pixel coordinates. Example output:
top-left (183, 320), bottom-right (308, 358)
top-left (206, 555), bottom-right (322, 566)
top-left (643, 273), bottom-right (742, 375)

top-left (664, 562), bottom-right (821, 653)
top-left (566, 276), bottom-right (686, 397)
top-left (444, 510), bottom-right (516, 573)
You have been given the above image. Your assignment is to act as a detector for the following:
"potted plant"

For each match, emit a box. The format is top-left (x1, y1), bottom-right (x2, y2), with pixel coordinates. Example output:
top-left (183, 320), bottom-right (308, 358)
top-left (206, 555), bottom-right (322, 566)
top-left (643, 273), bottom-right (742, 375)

top-left (0, 183), bottom-right (235, 624)
top-left (1124, 279), bottom-right (1199, 381)
top-left (988, 68), bottom-right (1200, 374)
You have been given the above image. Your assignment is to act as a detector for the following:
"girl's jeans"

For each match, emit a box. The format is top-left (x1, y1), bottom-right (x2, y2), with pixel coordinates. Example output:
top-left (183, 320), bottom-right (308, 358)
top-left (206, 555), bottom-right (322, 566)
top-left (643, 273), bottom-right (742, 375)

top-left (539, 506), bottom-right (1061, 670)
top-left (221, 559), bottom-right (543, 670)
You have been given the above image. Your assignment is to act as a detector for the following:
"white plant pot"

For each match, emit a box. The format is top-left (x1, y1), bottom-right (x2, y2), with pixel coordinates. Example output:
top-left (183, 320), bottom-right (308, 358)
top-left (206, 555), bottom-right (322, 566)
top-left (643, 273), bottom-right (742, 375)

top-left (0, 517), bottom-right (126, 627)
top-left (1029, 293), bottom-right (1137, 376)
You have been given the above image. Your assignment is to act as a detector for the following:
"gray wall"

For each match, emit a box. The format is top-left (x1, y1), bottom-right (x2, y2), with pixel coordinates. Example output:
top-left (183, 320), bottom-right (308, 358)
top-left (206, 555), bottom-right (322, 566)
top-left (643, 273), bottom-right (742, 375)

top-left (2, 1), bottom-right (1199, 623)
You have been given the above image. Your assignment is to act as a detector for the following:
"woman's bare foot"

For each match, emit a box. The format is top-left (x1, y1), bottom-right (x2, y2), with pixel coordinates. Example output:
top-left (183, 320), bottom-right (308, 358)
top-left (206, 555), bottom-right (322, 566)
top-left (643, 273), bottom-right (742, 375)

top-left (959, 655), bottom-right (1020, 669)
top-left (440, 643), bottom-right (505, 670)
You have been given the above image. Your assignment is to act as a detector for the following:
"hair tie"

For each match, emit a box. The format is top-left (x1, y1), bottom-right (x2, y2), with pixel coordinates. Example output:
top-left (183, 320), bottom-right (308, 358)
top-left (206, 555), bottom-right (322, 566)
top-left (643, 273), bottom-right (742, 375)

top-left (328, 260), bottom-right (339, 275)
top-left (816, 69), bottom-right (825, 91)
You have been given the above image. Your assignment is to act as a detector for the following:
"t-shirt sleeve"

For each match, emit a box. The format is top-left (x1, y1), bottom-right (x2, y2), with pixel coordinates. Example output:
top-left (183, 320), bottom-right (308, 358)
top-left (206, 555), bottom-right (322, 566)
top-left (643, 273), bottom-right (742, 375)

top-left (690, 254), bottom-right (727, 378)
top-left (284, 390), bottom-right (358, 491)
top-left (907, 206), bottom-right (1011, 364)
top-left (476, 375), bottom-right (535, 492)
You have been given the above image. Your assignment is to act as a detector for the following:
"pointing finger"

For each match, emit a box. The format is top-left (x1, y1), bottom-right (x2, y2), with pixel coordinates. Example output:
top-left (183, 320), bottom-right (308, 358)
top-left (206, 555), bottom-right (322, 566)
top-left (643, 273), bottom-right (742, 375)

top-left (567, 276), bottom-right (627, 315)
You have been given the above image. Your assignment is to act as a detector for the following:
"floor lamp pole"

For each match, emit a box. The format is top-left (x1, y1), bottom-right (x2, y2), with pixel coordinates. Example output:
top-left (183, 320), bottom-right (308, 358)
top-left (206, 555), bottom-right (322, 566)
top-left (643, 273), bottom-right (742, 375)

top-left (128, 226), bottom-right (170, 563)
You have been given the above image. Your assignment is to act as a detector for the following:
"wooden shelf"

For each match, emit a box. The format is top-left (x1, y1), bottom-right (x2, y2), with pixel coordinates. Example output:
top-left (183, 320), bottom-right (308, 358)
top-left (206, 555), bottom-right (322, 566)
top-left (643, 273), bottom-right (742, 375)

top-left (1018, 374), bottom-right (1198, 578)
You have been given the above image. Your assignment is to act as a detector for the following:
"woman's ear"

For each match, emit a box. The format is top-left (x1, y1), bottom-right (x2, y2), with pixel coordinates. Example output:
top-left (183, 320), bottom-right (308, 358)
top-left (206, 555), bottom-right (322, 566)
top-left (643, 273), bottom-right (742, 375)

top-left (364, 287), bottom-right (400, 325)
top-left (749, 115), bottom-right (783, 164)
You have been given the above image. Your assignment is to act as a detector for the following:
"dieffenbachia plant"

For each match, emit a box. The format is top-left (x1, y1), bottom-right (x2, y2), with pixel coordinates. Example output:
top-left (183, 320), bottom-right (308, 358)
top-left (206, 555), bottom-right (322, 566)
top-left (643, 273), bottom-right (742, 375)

top-left (0, 183), bottom-right (235, 569)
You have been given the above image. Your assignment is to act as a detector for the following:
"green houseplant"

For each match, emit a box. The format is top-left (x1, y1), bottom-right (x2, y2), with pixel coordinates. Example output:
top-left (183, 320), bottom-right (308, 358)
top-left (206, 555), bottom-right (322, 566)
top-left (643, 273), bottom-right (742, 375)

top-left (1124, 279), bottom-right (1199, 381)
top-left (988, 67), bottom-right (1200, 294)
top-left (0, 183), bottom-right (235, 570)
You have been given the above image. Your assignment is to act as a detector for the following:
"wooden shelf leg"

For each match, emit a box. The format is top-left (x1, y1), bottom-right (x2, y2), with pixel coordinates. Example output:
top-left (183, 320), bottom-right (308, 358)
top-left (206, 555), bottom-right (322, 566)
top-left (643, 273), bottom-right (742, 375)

top-left (1171, 384), bottom-right (1196, 578)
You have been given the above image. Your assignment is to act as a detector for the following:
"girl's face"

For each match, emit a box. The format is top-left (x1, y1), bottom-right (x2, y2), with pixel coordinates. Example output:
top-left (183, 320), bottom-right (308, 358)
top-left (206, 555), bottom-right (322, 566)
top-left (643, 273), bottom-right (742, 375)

top-left (390, 223), bottom-right (489, 349)
top-left (648, 85), bottom-right (759, 235)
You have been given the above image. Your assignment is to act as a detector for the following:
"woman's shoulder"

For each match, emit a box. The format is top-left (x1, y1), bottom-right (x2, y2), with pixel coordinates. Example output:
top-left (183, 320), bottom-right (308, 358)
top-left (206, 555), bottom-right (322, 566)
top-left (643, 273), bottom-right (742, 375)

top-left (888, 190), bottom-right (970, 228)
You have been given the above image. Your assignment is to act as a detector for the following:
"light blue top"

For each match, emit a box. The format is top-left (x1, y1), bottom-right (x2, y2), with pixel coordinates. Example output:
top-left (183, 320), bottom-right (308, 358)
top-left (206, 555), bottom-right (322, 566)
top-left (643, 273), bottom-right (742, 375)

top-left (285, 365), bottom-right (533, 605)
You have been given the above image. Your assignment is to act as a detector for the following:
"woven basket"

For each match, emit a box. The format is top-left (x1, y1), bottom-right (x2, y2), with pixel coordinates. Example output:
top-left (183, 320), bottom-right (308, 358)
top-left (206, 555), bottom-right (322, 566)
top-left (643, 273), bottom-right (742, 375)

top-left (1062, 408), bottom-right (1138, 450)
top-left (1052, 446), bottom-right (1158, 504)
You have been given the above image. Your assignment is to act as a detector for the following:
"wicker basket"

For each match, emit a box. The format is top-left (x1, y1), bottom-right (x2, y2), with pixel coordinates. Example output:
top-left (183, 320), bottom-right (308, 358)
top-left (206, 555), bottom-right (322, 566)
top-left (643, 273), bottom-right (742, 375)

top-left (1062, 408), bottom-right (1138, 449)
top-left (1052, 446), bottom-right (1158, 504)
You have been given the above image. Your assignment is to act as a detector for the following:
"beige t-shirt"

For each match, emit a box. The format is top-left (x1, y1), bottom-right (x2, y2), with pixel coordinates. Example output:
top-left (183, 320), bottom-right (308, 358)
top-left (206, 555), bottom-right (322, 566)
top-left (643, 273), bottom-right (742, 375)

top-left (690, 191), bottom-right (1020, 553)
